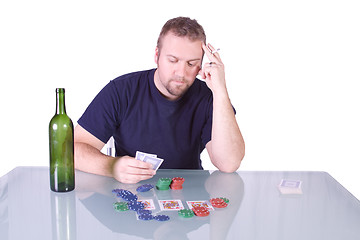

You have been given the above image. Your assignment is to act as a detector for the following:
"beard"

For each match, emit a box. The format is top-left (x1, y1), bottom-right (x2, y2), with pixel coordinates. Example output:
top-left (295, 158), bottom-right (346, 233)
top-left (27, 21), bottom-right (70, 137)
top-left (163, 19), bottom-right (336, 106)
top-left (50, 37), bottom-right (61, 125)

top-left (163, 77), bottom-right (192, 98)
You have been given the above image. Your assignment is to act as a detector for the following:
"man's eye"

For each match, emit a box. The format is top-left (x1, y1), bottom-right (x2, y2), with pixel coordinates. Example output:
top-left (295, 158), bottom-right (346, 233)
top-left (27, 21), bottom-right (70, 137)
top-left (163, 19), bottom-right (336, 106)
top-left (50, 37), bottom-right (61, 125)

top-left (169, 58), bottom-right (177, 63)
top-left (188, 62), bottom-right (195, 67)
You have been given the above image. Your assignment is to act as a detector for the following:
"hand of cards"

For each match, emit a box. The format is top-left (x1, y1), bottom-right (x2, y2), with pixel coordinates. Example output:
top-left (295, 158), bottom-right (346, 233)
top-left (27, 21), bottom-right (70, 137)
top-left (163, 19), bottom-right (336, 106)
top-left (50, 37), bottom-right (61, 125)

top-left (135, 151), bottom-right (164, 170)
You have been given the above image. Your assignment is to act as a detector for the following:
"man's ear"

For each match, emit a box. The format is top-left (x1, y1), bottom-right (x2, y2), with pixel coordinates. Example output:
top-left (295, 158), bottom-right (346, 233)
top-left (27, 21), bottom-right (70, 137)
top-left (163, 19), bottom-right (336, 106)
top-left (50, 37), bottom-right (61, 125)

top-left (154, 47), bottom-right (159, 64)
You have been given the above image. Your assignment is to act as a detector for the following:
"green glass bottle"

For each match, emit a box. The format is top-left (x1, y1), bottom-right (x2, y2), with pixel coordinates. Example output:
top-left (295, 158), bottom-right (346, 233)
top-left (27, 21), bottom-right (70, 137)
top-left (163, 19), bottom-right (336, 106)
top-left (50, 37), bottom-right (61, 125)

top-left (49, 88), bottom-right (75, 192)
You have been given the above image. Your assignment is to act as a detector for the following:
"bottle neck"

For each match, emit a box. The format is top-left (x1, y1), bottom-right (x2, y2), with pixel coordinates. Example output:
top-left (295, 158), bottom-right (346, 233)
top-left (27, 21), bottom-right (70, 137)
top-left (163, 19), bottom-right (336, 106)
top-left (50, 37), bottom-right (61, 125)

top-left (56, 88), bottom-right (66, 115)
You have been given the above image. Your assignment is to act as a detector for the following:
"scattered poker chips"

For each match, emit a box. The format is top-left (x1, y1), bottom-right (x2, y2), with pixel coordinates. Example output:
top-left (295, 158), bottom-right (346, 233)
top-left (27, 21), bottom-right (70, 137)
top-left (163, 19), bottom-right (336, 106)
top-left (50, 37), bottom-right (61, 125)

top-left (192, 206), bottom-right (210, 217)
top-left (112, 188), bottom-right (124, 194)
top-left (178, 209), bottom-right (195, 218)
top-left (154, 215), bottom-right (170, 221)
top-left (137, 209), bottom-right (152, 215)
top-left (170, 177), bottom-right (185, 190)
top-left (113, 202), bottom-right (129, 212)
top-left (136, 209), bottom-right (170, 221)
top-left (156, 178), bottom-right (172, 190)
top-left (138, 213), bottom-right (154, 221)
top-left (210, 198), bottom-right (228, 208)
top-left (117, 189), bottom-right (138, 202)
top-left (128, 201), bottom-right (145, 211)
top-left (136, 184), bottom-right (154, 192)
top-left (112, 181), bottom-right (230, 222)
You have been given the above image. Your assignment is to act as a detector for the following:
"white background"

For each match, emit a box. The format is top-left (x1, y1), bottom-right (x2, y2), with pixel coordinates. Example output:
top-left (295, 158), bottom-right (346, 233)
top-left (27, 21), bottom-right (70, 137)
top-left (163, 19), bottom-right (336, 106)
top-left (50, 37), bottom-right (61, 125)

top-left (1, 0), bottom-right (359, 200)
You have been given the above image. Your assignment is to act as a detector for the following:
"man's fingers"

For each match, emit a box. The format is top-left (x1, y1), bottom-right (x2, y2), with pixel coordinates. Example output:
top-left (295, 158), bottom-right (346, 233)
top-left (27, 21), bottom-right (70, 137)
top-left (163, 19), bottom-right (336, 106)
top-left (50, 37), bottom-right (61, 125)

top-left (202, 43), bottom-right (222, 63)
top-left (121, 156), bottom-right (155, 174)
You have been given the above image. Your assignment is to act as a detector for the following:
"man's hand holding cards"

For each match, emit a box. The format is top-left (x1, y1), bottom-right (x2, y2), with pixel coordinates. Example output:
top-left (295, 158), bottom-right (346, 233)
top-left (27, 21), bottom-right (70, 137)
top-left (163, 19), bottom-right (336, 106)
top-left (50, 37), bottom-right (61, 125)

top-left (135, 151), bottom-right (164, 171)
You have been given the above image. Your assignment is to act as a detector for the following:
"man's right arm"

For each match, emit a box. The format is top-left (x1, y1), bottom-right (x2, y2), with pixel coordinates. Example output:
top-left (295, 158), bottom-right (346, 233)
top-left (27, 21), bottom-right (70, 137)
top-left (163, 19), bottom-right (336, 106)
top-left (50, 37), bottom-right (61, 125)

top-left (74, 125), bottom-right (156, 184)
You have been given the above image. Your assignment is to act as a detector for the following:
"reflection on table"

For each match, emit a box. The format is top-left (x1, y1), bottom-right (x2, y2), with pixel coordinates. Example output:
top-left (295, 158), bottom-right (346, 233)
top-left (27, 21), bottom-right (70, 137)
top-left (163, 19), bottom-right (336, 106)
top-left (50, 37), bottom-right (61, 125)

top-left (0, 167), bottom-right (359, 240)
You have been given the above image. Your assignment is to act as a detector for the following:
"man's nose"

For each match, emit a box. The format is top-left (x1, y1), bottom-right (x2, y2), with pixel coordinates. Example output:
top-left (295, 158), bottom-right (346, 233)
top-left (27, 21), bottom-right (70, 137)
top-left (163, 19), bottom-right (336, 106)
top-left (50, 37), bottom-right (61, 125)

top-left (175, 62), bottom-right (187, 78)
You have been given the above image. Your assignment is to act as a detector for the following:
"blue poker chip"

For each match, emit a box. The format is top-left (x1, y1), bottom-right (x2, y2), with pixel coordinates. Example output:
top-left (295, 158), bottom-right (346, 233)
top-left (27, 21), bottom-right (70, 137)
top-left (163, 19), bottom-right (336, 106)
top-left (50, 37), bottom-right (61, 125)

top-left (137, 209), bottom-right (152, 215)
top-left (138, 214), bottom-right (154, 221)
top-left (154, 215), bottom-right (170, 221)
top-left (136, 184), bottom-right (154, 192)
top-left (123, 194), bottom-right (138, 202)
top-left (112, 188), bottom-right (124, 194)
top-left (128, 201), bottom-right (145, 211)
top-left (117, 190), bottom-right (138, 202)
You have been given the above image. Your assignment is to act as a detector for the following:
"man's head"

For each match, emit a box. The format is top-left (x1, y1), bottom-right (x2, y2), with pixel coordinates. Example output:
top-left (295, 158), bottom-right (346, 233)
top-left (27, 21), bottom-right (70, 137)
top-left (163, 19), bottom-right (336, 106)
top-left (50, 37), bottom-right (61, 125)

top-left (157, 17), bottom-right (206, 55)
top-left (154, 17), bottom-right (206, 100)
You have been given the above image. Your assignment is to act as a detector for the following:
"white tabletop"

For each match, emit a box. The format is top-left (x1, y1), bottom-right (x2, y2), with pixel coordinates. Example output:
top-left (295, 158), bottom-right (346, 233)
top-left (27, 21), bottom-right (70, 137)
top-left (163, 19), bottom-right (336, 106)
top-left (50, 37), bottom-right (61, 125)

top-left (0, 167), bottom-right (359, 240)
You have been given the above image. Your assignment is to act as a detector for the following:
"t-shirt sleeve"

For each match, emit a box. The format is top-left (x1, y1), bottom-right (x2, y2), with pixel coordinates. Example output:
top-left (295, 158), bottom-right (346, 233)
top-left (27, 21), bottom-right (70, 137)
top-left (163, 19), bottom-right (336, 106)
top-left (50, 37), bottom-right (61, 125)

top-left (78, 81), bottom-right (123, 143)
top-left (201, 98), bottom-right (213, 147)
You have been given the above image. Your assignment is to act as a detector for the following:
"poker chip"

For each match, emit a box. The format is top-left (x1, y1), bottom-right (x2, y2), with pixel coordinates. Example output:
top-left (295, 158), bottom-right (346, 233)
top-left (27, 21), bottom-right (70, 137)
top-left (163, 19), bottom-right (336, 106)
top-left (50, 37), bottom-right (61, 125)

top-left (137, 209), bottom-right (152, 215)
top-left (219, 197), bottom-right (229, 204)
top-left (170, 177), bottom-right (185, 190)
top-left (210, 198), bottom-right (228, 208)
top-left (192, 206), bottom-right (210, 217)
top-left (156, 178), bottom-right (172, 190)
top-left (154, 215), bottom-right (170, 221)
top-left (118, 190), bottom-right (138, 202)
top-left (112, 188), bottom-right (124, 194)
top-left (138, 214), bottom-right (154, 221)
top-left (128, 201), bottom-right (145, 211)
top-left (178, 209), bottom-right (195, 218)
top-left (113, 202), bottom-right (129, 212)
top-left (136, 184), bottom-right (154, 192)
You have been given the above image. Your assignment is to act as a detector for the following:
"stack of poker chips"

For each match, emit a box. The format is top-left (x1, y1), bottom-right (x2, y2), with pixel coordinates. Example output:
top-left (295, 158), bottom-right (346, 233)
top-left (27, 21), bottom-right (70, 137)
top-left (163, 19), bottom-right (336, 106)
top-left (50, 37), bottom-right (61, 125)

top-left (210, 198), bottom-right (228, 208)
top-left (156, 178), bottom-right (172, 190)
top-left (192, 206), bottom-right (210, 217)
top-left (170, 177), bottom-right (185, 190)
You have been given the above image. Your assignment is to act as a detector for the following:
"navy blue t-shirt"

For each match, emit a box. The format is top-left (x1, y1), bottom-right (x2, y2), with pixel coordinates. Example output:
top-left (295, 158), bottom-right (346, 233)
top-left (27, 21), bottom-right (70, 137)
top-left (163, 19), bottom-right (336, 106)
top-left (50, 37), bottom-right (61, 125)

top-left (78, 68), bottom-right (213, 169)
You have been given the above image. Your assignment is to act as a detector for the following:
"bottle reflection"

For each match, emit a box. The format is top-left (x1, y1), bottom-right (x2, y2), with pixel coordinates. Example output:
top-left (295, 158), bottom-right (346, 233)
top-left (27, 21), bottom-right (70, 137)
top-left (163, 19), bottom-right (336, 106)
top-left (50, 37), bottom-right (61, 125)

top-left (50, 191), bottom-right (77, 240)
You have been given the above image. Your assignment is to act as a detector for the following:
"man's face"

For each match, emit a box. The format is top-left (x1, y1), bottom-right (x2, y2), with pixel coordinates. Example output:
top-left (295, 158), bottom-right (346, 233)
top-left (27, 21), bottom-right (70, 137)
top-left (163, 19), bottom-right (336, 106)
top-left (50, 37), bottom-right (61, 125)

top-left (154, 33), bottom-right (203, 100)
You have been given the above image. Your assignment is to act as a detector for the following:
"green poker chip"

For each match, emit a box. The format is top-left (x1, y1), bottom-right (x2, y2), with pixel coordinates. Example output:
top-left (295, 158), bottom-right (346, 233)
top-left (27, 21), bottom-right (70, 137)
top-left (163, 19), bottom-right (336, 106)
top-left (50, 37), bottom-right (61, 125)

top-left (178, 209), bottom-right (195, 218)
top-left (219, 197), bottom-right (229, 204)
top-left (156, 178), bottom-right (172, 190)
top-left (113, 202), bottom-right (129, 211)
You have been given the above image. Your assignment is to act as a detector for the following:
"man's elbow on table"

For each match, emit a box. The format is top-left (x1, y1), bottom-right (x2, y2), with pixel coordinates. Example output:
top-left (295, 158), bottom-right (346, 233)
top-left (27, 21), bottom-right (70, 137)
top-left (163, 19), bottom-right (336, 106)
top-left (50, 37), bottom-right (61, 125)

top-left (212, 153), bottom-right (244, 173)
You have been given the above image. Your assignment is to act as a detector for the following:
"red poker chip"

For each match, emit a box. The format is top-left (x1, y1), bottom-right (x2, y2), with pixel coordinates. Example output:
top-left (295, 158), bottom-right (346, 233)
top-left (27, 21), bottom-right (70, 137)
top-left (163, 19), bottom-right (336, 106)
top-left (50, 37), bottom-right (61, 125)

top-left (170, 177), bottom-right (184, 190)
top-left (172, 177), bottom-right (185, 182)
top-left (212, 202), bottom-right (228, 208)
top-left (192, 206), bottom-right (207, 212)
top-left (194, 210), bottom-right (210, 217)
top-left (192, 206), bottom-right (210, 217)
top-left (210, 198), bottom-right (224, 204)
top-left (210, 198), bottom-right (228, 208)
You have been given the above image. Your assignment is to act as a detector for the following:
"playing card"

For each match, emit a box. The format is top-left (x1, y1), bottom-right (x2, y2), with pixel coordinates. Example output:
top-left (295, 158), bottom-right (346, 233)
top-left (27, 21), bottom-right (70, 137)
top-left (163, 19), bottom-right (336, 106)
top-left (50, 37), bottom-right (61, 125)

top-left (186, 200), bottom-right (214, 211)
top-left (138, 199), bottom-right (156, 210)
top-left (278, 179), bottom-right (303, 194)
top-left (135, 151), bottom-right (157, 161)
top-left (142, 155), bottom-right (164, 170)
top-left (158, 200), bottom-right (184, 211)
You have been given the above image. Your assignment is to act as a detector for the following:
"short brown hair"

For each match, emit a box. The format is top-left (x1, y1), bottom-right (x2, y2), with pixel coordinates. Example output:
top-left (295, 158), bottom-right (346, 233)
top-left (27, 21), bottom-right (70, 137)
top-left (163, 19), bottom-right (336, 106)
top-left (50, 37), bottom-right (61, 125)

top-left (157, 17), bottom-right (206, 50)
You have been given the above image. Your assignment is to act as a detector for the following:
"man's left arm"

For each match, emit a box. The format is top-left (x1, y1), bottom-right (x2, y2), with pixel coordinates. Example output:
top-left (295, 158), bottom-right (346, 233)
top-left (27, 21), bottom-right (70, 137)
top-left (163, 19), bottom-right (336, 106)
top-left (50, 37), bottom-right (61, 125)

top-left (199, 43), bottom-right (245, 172)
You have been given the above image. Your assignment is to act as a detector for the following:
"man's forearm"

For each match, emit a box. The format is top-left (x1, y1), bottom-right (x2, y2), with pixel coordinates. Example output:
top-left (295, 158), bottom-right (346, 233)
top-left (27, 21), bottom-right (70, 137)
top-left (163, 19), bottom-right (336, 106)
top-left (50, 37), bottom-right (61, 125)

top-left (74, 142), bottom-right (116, 178)
top-left (209, 91), bottom-right (245, 172)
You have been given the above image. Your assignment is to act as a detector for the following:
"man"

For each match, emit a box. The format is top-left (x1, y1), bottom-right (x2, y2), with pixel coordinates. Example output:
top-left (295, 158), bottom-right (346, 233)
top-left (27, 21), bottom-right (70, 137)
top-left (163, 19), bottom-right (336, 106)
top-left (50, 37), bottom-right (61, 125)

top-left (74, 17), bottom-right (245, 184)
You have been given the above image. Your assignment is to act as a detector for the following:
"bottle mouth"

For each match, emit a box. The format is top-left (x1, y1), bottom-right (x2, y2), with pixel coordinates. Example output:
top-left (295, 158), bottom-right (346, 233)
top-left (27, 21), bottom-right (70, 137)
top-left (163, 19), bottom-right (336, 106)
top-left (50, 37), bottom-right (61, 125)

top-left (56, 88), bottom-right (65, 93)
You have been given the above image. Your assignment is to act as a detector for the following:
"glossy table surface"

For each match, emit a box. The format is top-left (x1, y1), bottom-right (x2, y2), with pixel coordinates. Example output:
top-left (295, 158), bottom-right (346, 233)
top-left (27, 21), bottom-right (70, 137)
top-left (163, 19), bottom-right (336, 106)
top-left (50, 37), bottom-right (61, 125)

top-left (0, 167), bottom-right (359, 240)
